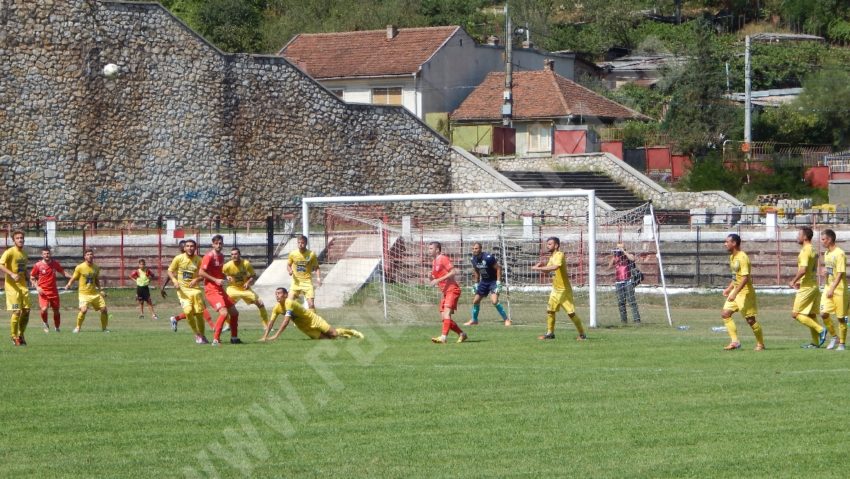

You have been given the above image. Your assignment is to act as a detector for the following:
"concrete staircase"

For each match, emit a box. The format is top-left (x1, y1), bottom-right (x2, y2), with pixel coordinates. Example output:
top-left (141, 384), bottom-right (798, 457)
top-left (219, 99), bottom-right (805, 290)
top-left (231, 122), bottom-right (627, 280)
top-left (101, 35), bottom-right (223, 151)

top-left (498, 170), bottom-right (645, 210)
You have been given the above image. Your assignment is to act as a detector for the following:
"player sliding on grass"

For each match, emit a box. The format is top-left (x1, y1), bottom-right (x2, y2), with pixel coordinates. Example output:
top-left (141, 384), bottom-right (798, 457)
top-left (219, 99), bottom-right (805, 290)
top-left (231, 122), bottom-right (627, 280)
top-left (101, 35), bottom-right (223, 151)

top-left (429, 241), bottom-right (468, 344)
top-left (819, 229), bottom-right (847, 351)
top-left (790, 227), bottom-right (828, 349)
top-left (465, 242), bottom-right (511, 327)
top-left (259, 287), bottom-right (363, 341)
top-left (720, 234), bottom-right (765, 351)
top-left (65, 249), bottom-right (110, 333)
top-left (531, 236), bottom-right (586, 341)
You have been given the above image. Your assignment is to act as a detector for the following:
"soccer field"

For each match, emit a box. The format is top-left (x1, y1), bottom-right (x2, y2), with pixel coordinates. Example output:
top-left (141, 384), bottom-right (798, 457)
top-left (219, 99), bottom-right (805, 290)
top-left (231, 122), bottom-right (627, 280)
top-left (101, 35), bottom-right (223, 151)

top-left (1, 292), bottom-right (846, 478)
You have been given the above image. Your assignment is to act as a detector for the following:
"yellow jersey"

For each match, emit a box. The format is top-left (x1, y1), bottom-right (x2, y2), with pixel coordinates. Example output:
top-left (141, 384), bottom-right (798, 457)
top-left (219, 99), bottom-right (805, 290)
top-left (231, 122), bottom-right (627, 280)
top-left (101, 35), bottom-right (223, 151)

top-left (825, 247), bottom-right (847, 291)
top-left (548, 250), bottom-right (571, 290)
top-left (72, 262), bottom-right (101, 296)
top-left (797, 243), bottom-right (818, 288)
top-left (281, 297), bottom-right (321, 328)
top-left (168, 253), bottom-right (201, 289)
top-left (288, 249), bottom-right (318, 283)
top-left (0, 246), bottom-right (27, 288)
top-left (222, 259), bottom-right (255, 290)
top-left (729, 250), bottom-right (755, 293)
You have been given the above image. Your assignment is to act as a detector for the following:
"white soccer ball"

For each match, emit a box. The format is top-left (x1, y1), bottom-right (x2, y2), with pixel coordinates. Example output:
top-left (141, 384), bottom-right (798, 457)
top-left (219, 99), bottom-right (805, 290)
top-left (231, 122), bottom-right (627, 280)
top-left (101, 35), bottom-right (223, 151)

top-left (102, 63), bottom-right (119, 78)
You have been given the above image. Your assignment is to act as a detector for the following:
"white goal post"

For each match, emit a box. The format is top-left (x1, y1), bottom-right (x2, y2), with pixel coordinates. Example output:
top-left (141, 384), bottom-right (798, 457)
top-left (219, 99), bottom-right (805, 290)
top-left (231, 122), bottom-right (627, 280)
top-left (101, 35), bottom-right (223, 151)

top-left (301, 190), bottom-right (603, 326)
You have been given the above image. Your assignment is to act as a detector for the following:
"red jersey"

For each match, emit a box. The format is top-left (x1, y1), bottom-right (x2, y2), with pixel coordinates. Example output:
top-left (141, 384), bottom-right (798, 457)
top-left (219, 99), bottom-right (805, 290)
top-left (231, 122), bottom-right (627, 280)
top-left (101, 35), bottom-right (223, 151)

top-left (200, 250), bottom-right (226, 292)
top-left (431, 254), bottom-right (458, 292)
top-left (30, 259), bottom-right (66, 297)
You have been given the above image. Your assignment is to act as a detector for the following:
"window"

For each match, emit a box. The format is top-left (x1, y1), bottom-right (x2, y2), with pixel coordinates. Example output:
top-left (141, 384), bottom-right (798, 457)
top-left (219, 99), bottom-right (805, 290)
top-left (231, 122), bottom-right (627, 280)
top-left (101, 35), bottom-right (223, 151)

top-left (527, 123), bottom-right (551, 152)
top-left (372, 87), bottom-right (403, 106)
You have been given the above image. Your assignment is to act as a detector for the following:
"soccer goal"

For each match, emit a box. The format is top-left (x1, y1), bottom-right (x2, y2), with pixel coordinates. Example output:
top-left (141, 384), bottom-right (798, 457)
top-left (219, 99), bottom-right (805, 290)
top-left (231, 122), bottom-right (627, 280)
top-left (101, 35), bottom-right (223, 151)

top-left (301, 191), bottom-right (671, 328)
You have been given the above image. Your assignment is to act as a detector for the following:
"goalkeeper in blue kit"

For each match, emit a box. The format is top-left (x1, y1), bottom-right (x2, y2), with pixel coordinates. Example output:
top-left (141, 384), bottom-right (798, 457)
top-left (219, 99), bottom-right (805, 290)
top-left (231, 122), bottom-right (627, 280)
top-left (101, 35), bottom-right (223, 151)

top-left (465, 242), bottom-right (511, 326)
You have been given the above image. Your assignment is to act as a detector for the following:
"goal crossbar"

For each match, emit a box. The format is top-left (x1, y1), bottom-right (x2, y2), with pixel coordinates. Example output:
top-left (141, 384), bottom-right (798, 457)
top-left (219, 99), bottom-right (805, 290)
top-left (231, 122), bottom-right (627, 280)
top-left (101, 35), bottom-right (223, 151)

top-left (301, 189), bottom-right (599, 327)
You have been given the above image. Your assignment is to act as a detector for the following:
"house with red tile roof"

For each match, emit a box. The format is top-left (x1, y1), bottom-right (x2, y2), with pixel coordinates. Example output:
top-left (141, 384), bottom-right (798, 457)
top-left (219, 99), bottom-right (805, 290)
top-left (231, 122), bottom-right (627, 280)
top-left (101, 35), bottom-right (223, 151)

top-left (451, 61), bottom-right (650, 155)
top-left (279, 26), bottom-right (598, 133)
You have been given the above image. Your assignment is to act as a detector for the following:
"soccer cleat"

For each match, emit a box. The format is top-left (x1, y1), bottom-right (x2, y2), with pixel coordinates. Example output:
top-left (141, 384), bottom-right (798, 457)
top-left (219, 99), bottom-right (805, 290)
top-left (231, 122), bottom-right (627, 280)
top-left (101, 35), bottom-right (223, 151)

top-left (152, 314), bottom-right (158, 321)
top-left (54, 327), bottom-right (60, 333)
top-left (194, 335), bottom-right (202, 344)
top-left (350, 330), bottom-right (365, 339)
top-left (457, 332), bottom-right (468, 343)
top-left (211, 339), bottom-right (221, 346)
top-left (198, 336), bottom-right (209, 345)
top-left (723, 342), bottom-right (741, 350)
top-left (11, 336), bottom-right (21, 346)
top-left (222, 324), bottom-right (231, 333)
top-left (754, 343), bottom-right (766, 351)
top-left (837, 343), bottom-right (846, 351)
top-left (576, 334), bottom-right (587, 341)
top-left (169, 316), bottom-right (178, 332)
top-left (463, 320), bottom-right (479, 326)
top-left (43, 323), bottom-right (50, 333)
top-left (826, 337), bottom-right (839, 350)
top-left (19, 335), bottom-right (26, 346)
top-left (102, 329), bottom-right (110, 333)
top-left (431, 336), bottom-right (447, 344)
top-left (538, 332), bottom-right (555, 340)
top-left (138, 314), bottom-right (144, 320)
top-left (504, 319), bottom-right (512, 327)
top-left (818, 328), bottom-right (828, 347)
top-left (230, 337), bottom-right (243, 345)
top-left (72, 327), bottom-right (80, 333)
top-left (801, 343), bottom-right (820, 349)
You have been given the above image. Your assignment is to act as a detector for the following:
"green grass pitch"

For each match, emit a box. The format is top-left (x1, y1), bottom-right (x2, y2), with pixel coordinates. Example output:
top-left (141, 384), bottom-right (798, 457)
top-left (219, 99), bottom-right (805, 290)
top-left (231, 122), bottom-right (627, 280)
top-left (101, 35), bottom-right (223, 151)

top-left (1, 290), bottom-right (846, 478)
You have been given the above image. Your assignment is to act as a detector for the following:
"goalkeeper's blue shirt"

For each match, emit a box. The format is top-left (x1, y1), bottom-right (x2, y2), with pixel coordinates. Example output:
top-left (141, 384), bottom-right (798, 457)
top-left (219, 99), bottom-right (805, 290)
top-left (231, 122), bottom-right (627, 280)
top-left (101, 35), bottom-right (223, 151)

top-left (470, 252), bottom-right (498, 282)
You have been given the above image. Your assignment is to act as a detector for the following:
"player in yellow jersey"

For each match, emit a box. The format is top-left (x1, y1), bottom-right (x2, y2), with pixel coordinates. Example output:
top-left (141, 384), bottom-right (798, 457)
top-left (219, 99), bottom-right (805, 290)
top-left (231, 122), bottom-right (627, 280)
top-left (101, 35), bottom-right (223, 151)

top-left (258, 287), bottom-right (363, 341)
top-left (223, 247), bottom-right (269, 329)
top-left (167, 239), bottom-right (208, 344)
top-left (64, 249), bottom-right (110, 333)
top-left (790, 227), bottom-right (828, 348)
top-left (287, 235), bottom-right (321, 309)
top-left (531, 236), bottom-right (586, 341)
top-left (720, 234), bottom-right (765, 351)
top-left (820, 229), bottom-right (848, 351)
top-left (0, 230), bottom-right (31, 346)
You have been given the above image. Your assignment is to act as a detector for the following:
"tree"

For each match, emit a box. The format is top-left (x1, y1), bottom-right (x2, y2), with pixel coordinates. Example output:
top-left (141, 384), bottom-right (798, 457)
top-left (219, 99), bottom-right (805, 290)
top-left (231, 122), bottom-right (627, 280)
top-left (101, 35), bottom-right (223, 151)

top-left (796, 67), bottom-right (850, 147)
top-left (195, 0), bottom-right (265, 53)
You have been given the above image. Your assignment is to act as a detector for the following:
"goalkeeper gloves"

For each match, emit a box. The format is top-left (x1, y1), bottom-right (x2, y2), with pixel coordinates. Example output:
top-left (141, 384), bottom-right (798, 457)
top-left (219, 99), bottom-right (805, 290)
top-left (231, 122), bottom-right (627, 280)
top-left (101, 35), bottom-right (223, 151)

top-left (470, 283), bottom-right (479, 294)
top-left (494, 281), bottom-right (503, 293)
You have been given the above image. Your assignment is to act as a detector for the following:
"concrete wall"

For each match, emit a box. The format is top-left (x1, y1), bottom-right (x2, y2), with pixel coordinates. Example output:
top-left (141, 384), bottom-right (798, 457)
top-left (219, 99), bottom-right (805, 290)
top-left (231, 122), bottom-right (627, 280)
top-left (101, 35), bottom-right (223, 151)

top-left (2, 0), bottom-right (470, 222)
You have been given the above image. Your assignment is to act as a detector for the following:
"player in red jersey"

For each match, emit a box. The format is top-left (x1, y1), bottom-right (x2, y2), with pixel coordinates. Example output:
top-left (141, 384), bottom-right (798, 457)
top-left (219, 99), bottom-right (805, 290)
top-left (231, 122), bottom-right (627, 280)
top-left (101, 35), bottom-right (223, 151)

top-left (428, 241), bottom-right (467, 344)
top-left (199, 234), bottom-right (241, 345)
top-left (162, 240), bottom-right (213, 332)
top-left (29, 247), bottom-right (71, 333)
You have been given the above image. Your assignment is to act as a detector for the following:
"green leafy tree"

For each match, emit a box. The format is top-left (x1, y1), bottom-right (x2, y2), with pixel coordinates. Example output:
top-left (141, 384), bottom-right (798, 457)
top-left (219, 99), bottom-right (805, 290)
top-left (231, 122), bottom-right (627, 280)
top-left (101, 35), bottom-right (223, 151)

top-left (679, 151), bottom-right (744, 194)
top-left (796, 67), bottom-right (850, 147)
top-left (195, 0), bottom-right (266, 53)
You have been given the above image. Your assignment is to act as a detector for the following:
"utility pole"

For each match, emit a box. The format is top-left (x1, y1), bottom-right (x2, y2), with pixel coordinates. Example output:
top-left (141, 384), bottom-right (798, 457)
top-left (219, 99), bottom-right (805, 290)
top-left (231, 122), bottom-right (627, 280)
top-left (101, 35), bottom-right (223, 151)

top-left (502, 3), bottom-right (513, 127)
top-left (744, 35), bottom-right (752, 182)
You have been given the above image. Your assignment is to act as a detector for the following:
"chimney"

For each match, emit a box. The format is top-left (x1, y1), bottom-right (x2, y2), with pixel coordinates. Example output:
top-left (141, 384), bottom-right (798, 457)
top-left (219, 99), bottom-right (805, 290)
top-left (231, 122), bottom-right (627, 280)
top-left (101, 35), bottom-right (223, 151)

top-left (387, 25), bottom-right (398, 40)
top-left (486, 35), bottom-right (500, 46)
top-left (544, 59), bottom-right (554, 71)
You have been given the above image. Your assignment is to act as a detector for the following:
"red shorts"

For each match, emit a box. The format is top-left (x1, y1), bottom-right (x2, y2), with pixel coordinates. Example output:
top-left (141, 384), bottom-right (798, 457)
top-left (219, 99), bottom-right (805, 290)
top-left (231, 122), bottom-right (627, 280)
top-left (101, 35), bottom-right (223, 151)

top-left (439, 284), bottom-right (461, 313)
top-left (38, 294), bottom-right (60, 310)
top-left (205, 287), bottom-right (234, 311)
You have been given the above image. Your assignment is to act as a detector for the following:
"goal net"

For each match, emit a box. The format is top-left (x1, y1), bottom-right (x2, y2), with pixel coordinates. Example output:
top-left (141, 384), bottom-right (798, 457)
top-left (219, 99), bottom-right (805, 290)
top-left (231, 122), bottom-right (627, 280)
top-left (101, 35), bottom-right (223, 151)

top-left (302, 192), bottom-right (671, 328)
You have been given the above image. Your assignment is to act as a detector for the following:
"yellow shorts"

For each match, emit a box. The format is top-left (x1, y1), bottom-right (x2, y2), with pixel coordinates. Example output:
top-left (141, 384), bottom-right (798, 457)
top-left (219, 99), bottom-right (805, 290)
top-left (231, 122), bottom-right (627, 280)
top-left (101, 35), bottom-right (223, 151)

top-left (290, 282), bottom-right (315, 300)
top-left (723, 290), bottom-right (758, 318)
top-left (5, 283), bottom-right (31, 311)
top-left (177, 287), bottom-right (205, 315)
top-left (792, 286), bottom-right (820, 316)
top-left (294, 316), bottom-right (331, 339)
top-left (226, 286), bottom-right (260, 305)
top-left (547, 288), bottom-right (575, 315)
top-left (79, 293), bottom-right (107, 311)
top-left (820, 290), bottom-right (849, 318)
